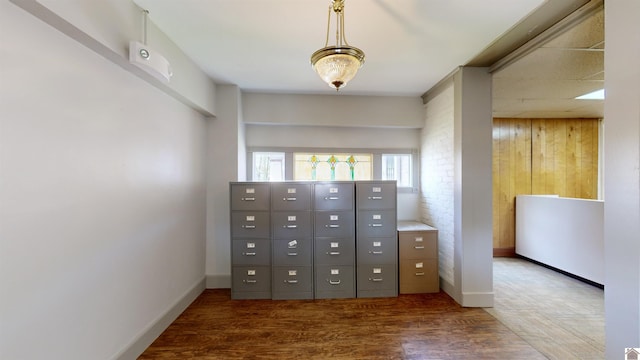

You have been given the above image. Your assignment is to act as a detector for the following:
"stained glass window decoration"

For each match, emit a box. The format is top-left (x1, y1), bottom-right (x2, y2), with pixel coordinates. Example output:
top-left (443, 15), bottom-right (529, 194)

top-left (327, 155), bottom-right (338, 180)
top-left (346, 155), bottom-right (357, 180)
top-left (309, 155), bottom-right (320, 180)
top-left (293, 153), bottom-right (372, 181)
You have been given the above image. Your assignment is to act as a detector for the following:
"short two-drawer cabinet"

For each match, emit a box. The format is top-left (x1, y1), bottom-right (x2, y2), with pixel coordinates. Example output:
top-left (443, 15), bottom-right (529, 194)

top-left (271, 183), bottom-right (313, 300)
top-left (397, 221), bottom-right (439, 294)
top-left (230, 183), bottom-right (271, 299)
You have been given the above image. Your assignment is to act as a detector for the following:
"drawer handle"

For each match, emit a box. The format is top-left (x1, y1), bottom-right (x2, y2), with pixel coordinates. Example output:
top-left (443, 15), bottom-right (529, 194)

top-left (325, 196), bottom-right (339, 200)
top-left (369, 278), bottom-right (383, 282)
top-left (285, 280), bottom-right (298, 284)
top-left (328, 251), bottom-right (341, 256)
top-left (368, 196), bottom-right (383, 200)
top-left (287, 252), bottom-right (298, 256)
top-left (242, 225), bottom-right (256, 229)
top-left (241, 197), bottom-right (255, 201)
top-left (414, 246), bottom-right (425, 249)
top-left (283, 197), bottom-right (297, 201)
top-left (415, 272), bottom-right (425, 276)
top-left (369, 251), bottom-right (383, 255)
top-left (370, 223), bottom-right (382, 227)
top-left (326, 224), bottom-right (340, 228)
top-left (243, 280), bottom-right (257, 284)
top-left (284, 225), bottom-right (298, 229)
top-left (242, 252), bottom-right (256, 256)
top-left (329, 279), bottom-right (341, 285)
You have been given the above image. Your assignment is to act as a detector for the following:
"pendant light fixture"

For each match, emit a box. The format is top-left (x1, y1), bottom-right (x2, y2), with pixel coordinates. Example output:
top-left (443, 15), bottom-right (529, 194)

top-left (311, 0), bottom-right (365, 91)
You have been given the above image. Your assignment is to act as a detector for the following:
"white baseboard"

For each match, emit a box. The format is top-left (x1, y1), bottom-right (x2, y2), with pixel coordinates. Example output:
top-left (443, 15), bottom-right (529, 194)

top-left (460, 291), bottom-right (494, 307)
top-left (206, 274), bottom-right (231, 289)
top-left (113, 277), bottom-right (205, 360)
top-left (440, 277), bottom-right (494, 307)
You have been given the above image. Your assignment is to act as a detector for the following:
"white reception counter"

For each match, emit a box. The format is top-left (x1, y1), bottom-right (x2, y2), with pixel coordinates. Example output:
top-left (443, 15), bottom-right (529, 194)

top-left (515, 195), bottom-right (604, 286)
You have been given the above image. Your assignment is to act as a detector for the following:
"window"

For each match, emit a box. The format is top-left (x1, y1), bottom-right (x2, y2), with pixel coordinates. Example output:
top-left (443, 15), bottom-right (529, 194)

top-left (249, 148), bottom-right (418, 192)
top-left (382, 154), bottom-right (412, 188)
top-left (252, 152), bottom-right (285, 181)
top-left (294, 153), bottom-right (372, 181)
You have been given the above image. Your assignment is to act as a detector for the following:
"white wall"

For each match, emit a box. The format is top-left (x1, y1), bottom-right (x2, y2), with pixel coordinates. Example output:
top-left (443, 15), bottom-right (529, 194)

top-left (206, 85), bottom-right (244, 288)
top-left (246, 125), bottom-right (420, 149)
top-left (421, 81), bottom-right (455, 286)
top-left (0, 2), bottom-right (207, 359)
top-left (604, 0), bottom-right (640, 356)
top-left (243, 93), bottom-right (424, 128)
top-left (11, 0), bottom-right (217, 116)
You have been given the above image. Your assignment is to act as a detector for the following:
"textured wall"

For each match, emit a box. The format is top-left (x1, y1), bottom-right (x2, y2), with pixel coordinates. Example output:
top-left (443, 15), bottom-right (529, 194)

top-left (420, 82), bottom-right (455, 285)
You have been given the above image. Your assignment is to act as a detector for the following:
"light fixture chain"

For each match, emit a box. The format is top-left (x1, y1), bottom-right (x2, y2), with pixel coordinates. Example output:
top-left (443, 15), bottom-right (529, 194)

top-left (340, 7), bottom-right (349, 46)
top-left (335, 6), bottom-right (341, 46)
top-left (324, 5), bottom-right (331, 47)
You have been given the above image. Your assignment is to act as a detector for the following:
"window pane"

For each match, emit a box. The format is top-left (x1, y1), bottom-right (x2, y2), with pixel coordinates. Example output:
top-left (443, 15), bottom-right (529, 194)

top-left (253, 152), bottom-right (285, 181)
top-left (382, 154), bottom-right (412, 187)
top-left (294, 153), bottom-right (372, 181)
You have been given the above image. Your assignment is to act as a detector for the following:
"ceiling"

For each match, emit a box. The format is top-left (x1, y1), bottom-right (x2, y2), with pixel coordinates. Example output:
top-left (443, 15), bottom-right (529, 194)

top-left (133, 0), bottom-right (603, 118)
top-left (492, 6), bottom-right (604, 118)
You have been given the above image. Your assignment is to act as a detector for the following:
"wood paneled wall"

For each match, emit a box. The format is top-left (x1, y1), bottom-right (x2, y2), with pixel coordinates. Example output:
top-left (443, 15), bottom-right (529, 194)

top-left (492, 118), bottom-right (599, 256)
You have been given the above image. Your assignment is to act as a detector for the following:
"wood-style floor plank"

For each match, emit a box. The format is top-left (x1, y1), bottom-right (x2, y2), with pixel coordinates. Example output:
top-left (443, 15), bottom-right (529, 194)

top-left (139, 290), bottom-right (545, 359)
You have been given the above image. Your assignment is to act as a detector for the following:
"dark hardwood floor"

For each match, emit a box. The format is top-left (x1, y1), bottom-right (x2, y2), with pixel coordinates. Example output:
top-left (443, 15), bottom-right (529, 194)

top-left (139, 289), bottom-right (545, 359)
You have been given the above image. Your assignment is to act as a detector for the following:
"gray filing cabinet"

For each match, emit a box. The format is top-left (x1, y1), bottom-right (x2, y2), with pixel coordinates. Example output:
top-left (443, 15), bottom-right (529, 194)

top-left (398, 221), bottom-right (439, 294)
top-left (230, 183), bottom-right (271, 299)
top-left (271, 182), bottom-right (314, 299)
top-left (314, 182), bottom-right (356, 299)
top-left (356, 181), bottom-right (398, 298)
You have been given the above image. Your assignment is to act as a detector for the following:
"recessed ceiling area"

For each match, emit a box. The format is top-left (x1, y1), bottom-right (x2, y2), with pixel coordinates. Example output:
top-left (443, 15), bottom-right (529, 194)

top-left (492, 6), bottom-right (604, 118)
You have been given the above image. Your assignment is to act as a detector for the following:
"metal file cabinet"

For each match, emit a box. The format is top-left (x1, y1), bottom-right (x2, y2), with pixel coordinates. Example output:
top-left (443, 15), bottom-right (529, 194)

top-left (356, 181), bottom-right (397, 298)
top-left (397, 221), bottom-right (439, 294)
top-left (271, 183), bottom-right (314, 300)
top-left (230, 183), bottom-right (271, 299)
top-left (230, 181), bottom-right (399, 300)
top-left (313, 182), bottom-right (356, 299)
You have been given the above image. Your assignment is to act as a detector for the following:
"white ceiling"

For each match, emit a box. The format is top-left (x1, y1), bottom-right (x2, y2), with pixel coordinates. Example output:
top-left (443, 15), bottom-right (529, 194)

top-left (133, 0), bottom-right (603, 118)
top-left (133, 0), bottom-right (545, 96)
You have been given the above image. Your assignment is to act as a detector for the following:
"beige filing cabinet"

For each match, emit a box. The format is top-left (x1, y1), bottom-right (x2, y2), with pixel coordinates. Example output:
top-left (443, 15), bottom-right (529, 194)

top-left (397, 221), bottom-right (439, 294)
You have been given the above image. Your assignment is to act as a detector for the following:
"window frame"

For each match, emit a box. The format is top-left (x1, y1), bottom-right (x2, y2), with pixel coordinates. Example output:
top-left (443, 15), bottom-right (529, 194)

top-left (247, 147), bottom-right (419, 193)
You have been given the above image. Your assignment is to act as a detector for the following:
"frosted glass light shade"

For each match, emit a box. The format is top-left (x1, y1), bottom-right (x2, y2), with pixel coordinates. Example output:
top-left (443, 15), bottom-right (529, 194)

top-left (311, 46), bottom-right (365, 90)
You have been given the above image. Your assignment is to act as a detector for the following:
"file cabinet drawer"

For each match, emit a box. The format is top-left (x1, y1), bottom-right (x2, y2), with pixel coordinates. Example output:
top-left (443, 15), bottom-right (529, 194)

top-left (398, 231), bottom-right (437, 258)
top-left (231, 183), bottom-right (270, 211)
top-left (232, 239), bottom-right (271, 266)
top-left (356, 182), bottom-right (396, 209)
top-left (314, 183), bottom-right (354, 210)
top-left (357, 210), bottom-right (397, 237)
top-left (356, 264), bottom-right (397, 292)
top-left (273, 238), bottom-right (312, 266)
top-left (357, 237), bottom-right (397, 264)
top-left (315, 210), bottom-right (355, 238)
top-left (232, 266), bottom-right (271, 294)
top-left (272, 266), bottom-right (313, 297)
top-left (315, 265), bottom-right (355, 296)
top-left (271, 183), bottom-right (312, 211)
top-left (399, 260), bottom-right (439, 294)
top-left (231, 212), bottom-right (270, 238)
top-left (272, 211), bottom-right (312, 239)
top-left (314, 237), bottom-right (355, 265)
